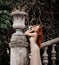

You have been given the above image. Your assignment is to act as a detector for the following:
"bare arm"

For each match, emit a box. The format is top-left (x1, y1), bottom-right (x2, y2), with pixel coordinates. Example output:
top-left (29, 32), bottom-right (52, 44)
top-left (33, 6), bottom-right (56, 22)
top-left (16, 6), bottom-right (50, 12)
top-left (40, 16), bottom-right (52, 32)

top-left (24, 29), bottom-right (37, 37)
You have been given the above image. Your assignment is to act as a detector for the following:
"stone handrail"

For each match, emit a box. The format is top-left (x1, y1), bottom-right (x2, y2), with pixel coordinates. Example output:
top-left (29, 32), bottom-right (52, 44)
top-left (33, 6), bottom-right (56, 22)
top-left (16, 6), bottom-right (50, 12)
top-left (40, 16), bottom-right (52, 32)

top-left (41, 37), bottom-right (59, 48)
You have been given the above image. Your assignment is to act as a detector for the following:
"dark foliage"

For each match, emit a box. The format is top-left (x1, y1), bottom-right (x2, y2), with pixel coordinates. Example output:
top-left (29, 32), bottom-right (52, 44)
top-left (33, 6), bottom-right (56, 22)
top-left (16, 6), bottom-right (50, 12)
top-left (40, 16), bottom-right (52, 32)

top-left (0, 0), bottom-right (59, 65)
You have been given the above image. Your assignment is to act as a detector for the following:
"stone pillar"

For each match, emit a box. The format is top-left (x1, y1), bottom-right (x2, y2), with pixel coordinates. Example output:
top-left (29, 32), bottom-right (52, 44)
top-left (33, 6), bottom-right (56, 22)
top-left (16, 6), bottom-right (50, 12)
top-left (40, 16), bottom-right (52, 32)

top-left (51, 44), bottom-right (56, 65)
top-left (42, 47), bottom-right (48, 65)
top-left (9, 9), bottom-right (29, 65)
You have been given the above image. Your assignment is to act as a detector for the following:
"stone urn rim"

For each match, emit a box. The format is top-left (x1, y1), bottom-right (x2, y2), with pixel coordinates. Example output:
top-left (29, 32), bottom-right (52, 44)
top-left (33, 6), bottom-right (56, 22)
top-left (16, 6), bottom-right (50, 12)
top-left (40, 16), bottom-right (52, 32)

top-left (10, 10), bottom-right (28, 16)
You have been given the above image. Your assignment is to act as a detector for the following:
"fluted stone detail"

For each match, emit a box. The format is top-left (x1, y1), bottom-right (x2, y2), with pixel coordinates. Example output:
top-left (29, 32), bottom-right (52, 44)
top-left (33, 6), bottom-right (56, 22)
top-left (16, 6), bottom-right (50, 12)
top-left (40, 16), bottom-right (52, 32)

top-left (42, 47), bottom-right (48, 65)
top-left (51, 44), bottom-right (56, 65)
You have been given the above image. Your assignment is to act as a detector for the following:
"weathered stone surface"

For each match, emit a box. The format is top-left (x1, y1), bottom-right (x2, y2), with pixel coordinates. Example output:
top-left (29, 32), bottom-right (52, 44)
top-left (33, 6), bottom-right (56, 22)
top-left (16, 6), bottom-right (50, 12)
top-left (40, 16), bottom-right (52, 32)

top-left (10, 47), bottom-right (29, 65)
top-left (9, 34), bottom-right (29, 48)
top-left (9, 9), bottom-right (29, 65)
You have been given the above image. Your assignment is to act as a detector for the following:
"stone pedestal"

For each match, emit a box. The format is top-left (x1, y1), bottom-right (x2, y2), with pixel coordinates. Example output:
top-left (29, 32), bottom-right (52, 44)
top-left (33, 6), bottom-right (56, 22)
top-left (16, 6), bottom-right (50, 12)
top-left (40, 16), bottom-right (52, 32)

top-left (9, 9), bottom-right (29, 65)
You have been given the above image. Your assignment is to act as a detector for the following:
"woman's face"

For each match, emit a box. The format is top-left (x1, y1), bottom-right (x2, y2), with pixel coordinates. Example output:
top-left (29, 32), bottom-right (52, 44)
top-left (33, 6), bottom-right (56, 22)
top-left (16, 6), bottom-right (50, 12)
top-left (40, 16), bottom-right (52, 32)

top-left (32, 25), bottom-right (39, 32)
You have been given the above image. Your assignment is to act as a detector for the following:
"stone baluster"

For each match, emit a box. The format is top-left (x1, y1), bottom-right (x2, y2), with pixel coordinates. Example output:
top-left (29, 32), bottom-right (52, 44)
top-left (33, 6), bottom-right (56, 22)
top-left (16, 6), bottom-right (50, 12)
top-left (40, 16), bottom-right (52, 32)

top-left (51, 44), bottom-right (56, 65)
top-left (42, 47), bottom-right (48, 65)
top-left (9, 9), bottom-right (29, 65)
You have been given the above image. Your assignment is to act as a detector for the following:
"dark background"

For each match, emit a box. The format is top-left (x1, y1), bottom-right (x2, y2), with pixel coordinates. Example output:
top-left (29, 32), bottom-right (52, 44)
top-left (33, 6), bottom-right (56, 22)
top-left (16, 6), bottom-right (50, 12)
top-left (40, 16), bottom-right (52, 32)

top-left (0, 0), bottom-right (59, 65)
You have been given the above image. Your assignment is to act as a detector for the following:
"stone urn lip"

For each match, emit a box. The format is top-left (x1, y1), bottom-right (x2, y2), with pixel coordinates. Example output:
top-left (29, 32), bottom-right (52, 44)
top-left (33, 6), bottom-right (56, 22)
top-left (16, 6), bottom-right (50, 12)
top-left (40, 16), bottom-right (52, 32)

top-left (10, 10), bottom-right (28, 16)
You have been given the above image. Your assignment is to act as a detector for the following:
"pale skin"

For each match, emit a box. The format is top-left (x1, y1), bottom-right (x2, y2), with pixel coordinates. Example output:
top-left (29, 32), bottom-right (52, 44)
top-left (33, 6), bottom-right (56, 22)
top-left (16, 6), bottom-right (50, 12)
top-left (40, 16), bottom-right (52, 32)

top-left (24, 25), bottom-right (59, 65)
top-left (24, 25), bottom-right (42, 65)
top-left (24, 25), bottom-right (40, 37)
top-left (25, 25), bottom-right (59, 48)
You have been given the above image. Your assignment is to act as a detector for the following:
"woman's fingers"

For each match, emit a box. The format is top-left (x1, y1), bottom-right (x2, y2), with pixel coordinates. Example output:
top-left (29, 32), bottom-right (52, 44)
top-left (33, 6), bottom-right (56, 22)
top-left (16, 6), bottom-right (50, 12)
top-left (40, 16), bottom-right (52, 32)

top-left (29, 53), bottom-right (31, 59)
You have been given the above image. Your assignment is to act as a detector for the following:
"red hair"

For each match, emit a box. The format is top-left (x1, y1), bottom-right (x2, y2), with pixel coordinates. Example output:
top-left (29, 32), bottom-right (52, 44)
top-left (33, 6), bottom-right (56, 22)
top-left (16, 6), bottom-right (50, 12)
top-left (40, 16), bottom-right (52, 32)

top-left (36, 25), bottom-right (44, 48)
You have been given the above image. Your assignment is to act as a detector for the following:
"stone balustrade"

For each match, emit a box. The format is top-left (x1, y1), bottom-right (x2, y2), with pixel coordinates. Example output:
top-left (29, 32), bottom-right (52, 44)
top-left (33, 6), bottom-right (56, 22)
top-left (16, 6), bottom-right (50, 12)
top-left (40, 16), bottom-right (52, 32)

top-left (42, 44), bottom-right (56, 65)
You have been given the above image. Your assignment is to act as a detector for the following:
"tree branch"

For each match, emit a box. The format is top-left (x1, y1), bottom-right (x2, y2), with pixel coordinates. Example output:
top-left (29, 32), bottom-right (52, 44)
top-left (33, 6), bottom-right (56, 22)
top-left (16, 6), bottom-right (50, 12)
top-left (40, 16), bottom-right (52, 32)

top-left (41, 37), bottom-right (59, 48)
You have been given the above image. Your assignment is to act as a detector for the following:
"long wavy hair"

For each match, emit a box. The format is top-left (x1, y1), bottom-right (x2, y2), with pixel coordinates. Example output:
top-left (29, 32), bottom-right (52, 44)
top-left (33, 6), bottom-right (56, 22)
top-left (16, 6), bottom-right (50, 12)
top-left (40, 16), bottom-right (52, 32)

top-left (36, 25), bottom-right (44, 48)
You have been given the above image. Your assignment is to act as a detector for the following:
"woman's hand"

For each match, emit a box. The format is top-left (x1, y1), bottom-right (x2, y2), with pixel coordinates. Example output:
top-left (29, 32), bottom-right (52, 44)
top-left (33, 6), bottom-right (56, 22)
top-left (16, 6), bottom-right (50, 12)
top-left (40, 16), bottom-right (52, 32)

top-left (24, 28), bottom-right (34, 36)
top-left (25, 29), bottom-right (32, 35)
top-left (29, 28), bottom-right (34, 32)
